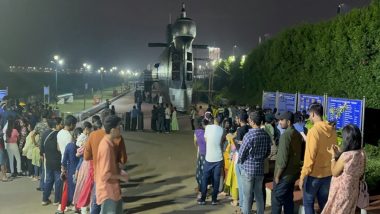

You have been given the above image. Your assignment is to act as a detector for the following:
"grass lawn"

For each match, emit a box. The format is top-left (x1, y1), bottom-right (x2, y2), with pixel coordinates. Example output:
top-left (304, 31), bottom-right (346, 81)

top-left (57, 87), bottom-right (122, 114)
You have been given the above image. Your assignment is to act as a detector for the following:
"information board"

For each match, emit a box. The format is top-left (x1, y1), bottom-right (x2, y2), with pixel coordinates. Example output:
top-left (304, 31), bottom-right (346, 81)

top-left (327, 97), bottom-right (363, 130)
top-left (0, 90), bottom-right (7, 101)
top-left (277, 92), bottom-right (297, 113)
top-left (298, 94), bottom-right (325, 112)
top-left (262, 91), bottom-right (276, 110)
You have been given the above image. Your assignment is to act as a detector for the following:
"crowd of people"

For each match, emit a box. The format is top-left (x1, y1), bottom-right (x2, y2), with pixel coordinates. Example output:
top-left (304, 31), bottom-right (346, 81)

top-left (150, 103), bottom-right (179, 133)
top-left (0, 96), bottom-right (128, 214)
top-left (192, 102), bottom-right (367, 214)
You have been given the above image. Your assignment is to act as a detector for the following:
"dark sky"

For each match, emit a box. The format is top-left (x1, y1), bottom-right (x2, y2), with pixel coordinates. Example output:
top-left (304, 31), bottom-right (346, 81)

top-left (0, 0), bottom-right (371, 71)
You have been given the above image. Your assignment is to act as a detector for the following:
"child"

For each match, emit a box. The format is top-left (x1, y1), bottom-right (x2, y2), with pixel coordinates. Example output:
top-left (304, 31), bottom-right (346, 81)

top-left (73, 122), bottom-right (92, 213)
top-left (61, 127), bottom-right (81, 210)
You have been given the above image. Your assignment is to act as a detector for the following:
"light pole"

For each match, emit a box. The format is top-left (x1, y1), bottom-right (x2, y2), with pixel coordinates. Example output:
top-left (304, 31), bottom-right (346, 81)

top-left (232, 45), bottom-right (238, 57)
top-left (82, 63), bottom-right (91, 110)
top-left (51, 55), bottom-right (64, 99)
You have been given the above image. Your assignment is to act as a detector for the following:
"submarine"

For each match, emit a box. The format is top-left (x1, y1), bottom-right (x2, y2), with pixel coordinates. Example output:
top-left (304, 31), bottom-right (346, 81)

top-left (148, 3), bottom-right (208, 112)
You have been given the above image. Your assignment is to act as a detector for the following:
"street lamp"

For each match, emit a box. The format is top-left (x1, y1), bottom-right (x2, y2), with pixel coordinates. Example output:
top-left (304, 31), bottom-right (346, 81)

top-left (233, 45), bottom-right (238, 57)
top-left (51, 55), bottom-right (64, 96)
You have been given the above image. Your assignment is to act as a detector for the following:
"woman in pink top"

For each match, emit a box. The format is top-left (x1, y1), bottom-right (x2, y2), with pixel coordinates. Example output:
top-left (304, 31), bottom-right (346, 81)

top-left (6, 119), bottom-right (22, 177)
top-left (322, 124), bottom-right (366, 214)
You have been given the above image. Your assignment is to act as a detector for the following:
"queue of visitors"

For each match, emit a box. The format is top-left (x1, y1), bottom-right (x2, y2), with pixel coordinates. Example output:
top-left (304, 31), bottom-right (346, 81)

top-left (0, 96), bottom-right (128, 214)
top-left (193, 102), bottom-right (368, 214)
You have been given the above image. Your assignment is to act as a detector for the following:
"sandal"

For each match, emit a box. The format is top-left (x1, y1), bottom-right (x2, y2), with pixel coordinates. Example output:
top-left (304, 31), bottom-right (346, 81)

top-left (230, 200), bottom-right (239, 207)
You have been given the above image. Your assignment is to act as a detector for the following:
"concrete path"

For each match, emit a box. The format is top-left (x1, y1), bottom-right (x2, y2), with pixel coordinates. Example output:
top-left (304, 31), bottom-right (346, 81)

top-left (0, 93), bottom-right (269, 214)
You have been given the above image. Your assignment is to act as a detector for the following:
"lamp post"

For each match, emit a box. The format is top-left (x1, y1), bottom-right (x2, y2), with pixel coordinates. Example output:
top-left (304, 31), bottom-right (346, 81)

top-left (51, 55), bottom-right (64, 101)
top-left (82, 63), bottom-right (91, 110)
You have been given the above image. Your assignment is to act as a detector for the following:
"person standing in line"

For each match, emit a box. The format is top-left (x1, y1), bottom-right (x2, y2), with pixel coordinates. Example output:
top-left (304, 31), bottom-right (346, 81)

top-left (5, 119), bottom-right (22, 177)
top-left (151, 105), bottom-right (158, 131)
top-left (164, 104), bottom-right (171, 133)
top-left (197, 105), bottom-right (205, 124)
top-left (233, 111), bottom-right (250, 210)
top-left (194, 119), bottom-right (208, 198)
top-left (299, 103), bottom-right (337, 214)
top-left (272, 112), bottom-right (302, 214)
top-left (95, 115), bottom-right (128, 214)
top-left (157, 104), bottom-right (165, 133)
top-left (57, 115), bottom-right (77, 160)
top-left (321, 124), bottom-right (366, 214)
top-left (197, 116), bottom-right (224, 205)
top-left (171, 107), bottom-right (179, 131)
top-left (41, 117), bottom-right (64, 206)
top-left (61, 127), bottom-right (81, 210)
top-left (190, 106), bottom-right (197, 131)
top-left (130, 106), bottom-right (138, 132)
top-left (84, 114), bottom-right (127, 214)
top-left (238, 111), bottom-right (271, 214)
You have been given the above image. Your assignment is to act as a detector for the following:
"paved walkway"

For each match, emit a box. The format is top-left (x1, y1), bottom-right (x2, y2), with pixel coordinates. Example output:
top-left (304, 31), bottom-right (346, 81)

top-left (0, 93), bottom-right (269, 214)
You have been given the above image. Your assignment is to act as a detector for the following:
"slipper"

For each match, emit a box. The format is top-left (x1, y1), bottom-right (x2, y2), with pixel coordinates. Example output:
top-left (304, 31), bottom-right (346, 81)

top-left (230, 201), bottom-right (239, 207)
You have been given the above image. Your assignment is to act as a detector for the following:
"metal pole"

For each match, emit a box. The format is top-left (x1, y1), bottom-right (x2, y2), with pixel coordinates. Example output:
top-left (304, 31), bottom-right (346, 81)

top-left (361, 96), bottom-right (366, 147)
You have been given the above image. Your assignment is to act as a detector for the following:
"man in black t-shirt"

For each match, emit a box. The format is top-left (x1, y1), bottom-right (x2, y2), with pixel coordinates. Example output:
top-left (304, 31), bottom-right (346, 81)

top-left (40, 117), bottom-right (63, 206)
top-left (233, 110), bottom-right (250, 209)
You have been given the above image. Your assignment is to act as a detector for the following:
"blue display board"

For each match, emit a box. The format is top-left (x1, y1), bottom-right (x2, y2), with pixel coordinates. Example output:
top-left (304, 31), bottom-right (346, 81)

top-left (327, 97), bottom-right (363, 130)
top-left (298, 94), bottom-right (325, 112)
top-left (277, 92), bottom-right (297, 113)
top-left (0, 90), bottom-right (7, 101)
top-left (262, 92), bottom-right (276, 110)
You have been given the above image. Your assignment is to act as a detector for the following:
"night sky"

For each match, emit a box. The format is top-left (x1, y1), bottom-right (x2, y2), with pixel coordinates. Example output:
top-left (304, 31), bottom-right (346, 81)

top-left (0, 0), bottom-right (371, 71)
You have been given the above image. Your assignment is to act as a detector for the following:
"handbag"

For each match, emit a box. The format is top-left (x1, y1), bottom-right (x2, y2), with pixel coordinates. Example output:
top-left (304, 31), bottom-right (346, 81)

top-left (357, 151), bottom-right (369, 209)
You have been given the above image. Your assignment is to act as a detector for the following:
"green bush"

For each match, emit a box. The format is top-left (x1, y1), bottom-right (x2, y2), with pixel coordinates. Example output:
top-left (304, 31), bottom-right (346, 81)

top-left (365, 144), bottom-right (380, 194)
top-left (214, 0), bottom-right (380, 109)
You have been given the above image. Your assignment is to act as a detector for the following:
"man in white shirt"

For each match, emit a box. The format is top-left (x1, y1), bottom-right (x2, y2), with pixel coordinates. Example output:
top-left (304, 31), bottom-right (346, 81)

top-left (198, 116), bottom-right (224, 205)
top-left (57, 115), bottom-right (77, 161)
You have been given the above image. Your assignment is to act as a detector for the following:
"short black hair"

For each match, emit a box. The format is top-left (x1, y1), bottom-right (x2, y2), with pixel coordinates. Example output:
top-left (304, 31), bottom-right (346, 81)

top-left (64, 115), bottom-right (77, 127)
top-left (92, 115), bottom-right (101, 124)
top-left (309, 102), bottom-right (324, 118)
top-left (47, 119), bottom-right (56, 129)
top-left (93, 119), bottom-right (102, 130)
top-left (239, 110), bottom-right (249, 123)
top-left (104, 115), bottom-right (121, 134)
top-left (83, 121), bottom-right (92, 130)
top-left (249, 111), bottom-right (264, 126)
top-left (73, 127), bottom-right (83, 140)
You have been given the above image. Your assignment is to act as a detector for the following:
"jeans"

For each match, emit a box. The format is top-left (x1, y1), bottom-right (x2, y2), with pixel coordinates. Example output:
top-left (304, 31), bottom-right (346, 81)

top-left (200, 160), bottom-right (222, 202)
top-left (158, 117), bottom-right (165, 132)
top-left (131, 118), bottom-right (137, 131)
top-left (271, 178), bottom-right (295, 214)
top-left (91, 183), bottom-right (101, 214)
top-left (241, 169), bottom-right (264, 214)
top-left (165, 119), bottom-right (171, 132)
top-left (34, 165), bottom-right (40, 177)
top-left (236, 163), bottom-right (244, 208)
top-left (39, 160), bottom-right (45, 190)
top-left (43, 169), bottom-right (62, 203)
top-left (190, 119), bottom-right (195, 130)
top-left (100, 199), bottom-right (122, 214)
top-left (303, 176), bottom-right (331, 214)
top-left (6, 143), bottom-right (21, 173)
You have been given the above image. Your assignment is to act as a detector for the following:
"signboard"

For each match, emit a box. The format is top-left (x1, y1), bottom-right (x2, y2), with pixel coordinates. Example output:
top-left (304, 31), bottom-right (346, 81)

top-left (298, 94), bottom-right (325, 112)
top-left (262, 91), bottom-right (276, 110)
top-left (43, 86), bottom-right (49, 96)
top-left (0, 89), bottom-right (8, 101)
top-left (277, 92), bottom-right (297, 113)
top-left (327, 97), bottom-right (364, 130)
